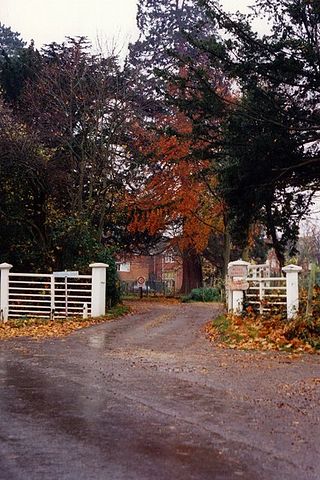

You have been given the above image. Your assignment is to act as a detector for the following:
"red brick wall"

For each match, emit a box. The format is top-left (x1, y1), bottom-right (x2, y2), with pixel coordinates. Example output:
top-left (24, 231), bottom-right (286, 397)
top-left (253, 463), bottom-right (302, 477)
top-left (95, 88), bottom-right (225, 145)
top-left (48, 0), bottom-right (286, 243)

top-left (117, 255), bottom-right (152, 283)
top-left (117, 253), bottom-right (183, 290)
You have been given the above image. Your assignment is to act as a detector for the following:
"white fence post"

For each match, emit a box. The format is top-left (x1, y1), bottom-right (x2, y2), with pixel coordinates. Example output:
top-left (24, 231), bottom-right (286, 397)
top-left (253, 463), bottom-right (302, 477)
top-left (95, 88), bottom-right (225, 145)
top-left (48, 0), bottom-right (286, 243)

top-left (259, 281), bottom-right (264, 315)
top-left (227, 260), bottom-right (250, 314)
top-left (50, 274), bottom-right (55, 319)
top-left (89, 263), bottom-right (109, 317)
top-left (282, 265), bottom-right (302, 320)
top-left (0, 263), bottom-right (13, 322)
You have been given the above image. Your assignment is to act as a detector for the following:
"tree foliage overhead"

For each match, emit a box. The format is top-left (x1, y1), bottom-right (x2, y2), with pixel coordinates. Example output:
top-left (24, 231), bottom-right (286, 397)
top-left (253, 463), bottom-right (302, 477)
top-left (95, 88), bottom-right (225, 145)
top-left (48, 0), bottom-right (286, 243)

top-left (0, 99), bottom-right (48, 270)
top-left (1, 1), bottom-right (319, 286)
top-left (159, 0), bottom-right (320, 263)
top-left (126, 0), bottom-right (217, 119)
top-left (0, 37), bottom-right (143, 273)
top-left (130, 0), bottom-right (212, 71)
top-left (21, 38), bottom-right (129, 233)
top-left (0, 23), bottom-right (25, 55)
top-left (127, 111), bottom-right (226, 289)
top-left (196, 0), bottom-right (320, 181)
top-left (126, 0), bottom-right (234, 282)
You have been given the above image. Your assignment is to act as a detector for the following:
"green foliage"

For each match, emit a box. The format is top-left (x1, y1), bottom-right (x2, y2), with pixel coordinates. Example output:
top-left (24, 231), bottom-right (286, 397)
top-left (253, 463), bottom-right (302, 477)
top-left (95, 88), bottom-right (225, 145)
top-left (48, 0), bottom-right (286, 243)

top-left (0, 25), bottom-right (41, 105)
top-left (95, 249), bottom-right (121, 308)
top-left (50, 218), bottom-right (120, 306)
top-left (0, 37), bottom-right (139, 304)
top-left (164, 0), bottom-right (320, 262)
top-left (219, 90), bottom-right (308, 262)
top-left (182, 287), bottom-right (220, 302)
top-left (212, 314), bottom-right (231, 339)
top-left (2, 2), bottom-right (320, 304)
top-left (0, 23), bottom-right (25, 55)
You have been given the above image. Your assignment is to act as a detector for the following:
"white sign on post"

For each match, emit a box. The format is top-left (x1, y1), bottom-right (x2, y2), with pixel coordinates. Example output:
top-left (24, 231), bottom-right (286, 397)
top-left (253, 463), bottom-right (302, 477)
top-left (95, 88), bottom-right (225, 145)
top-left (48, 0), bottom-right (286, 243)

top-left (228, 265), bottom-right (247, 278)
top-left (53, 271), bottom-right (79, 278)
top-left (228, 280), bottom-right (249, 291)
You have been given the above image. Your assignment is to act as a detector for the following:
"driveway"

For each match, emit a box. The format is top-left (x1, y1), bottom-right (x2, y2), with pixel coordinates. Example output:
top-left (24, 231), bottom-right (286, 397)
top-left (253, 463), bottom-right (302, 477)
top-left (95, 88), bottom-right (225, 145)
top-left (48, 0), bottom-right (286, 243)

top-left (0, 301), bottom-right (319, 480)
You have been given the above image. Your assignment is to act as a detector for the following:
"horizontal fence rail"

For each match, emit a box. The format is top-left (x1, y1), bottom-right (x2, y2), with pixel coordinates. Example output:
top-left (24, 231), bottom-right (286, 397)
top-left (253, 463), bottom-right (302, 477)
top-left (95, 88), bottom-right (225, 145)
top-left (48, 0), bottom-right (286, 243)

top-left (9, 273), bottom-right (53, 318)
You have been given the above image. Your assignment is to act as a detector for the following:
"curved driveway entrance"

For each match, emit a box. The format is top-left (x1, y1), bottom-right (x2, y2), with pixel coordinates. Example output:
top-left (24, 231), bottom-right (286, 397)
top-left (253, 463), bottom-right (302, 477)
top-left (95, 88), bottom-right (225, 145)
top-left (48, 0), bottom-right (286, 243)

top-left (0, 301), bottom-right (319, 479)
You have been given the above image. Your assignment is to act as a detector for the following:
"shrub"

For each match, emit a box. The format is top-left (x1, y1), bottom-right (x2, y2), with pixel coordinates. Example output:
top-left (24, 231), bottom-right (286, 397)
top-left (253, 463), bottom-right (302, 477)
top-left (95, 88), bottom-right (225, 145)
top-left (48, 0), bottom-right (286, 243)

top-left (93, 249), bottom-right (121, 308)
top-left (182, 287), bottom-right (221, 303)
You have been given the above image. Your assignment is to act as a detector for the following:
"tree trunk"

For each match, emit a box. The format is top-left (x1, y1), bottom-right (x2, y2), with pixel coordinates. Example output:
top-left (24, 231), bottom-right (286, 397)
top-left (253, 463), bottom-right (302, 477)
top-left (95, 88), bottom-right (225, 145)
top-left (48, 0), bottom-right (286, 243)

top-left (242, 246), bottom-right (250, 262)
top-left (180, 247), bottom-right (203, 294)
top-left (222, 218), bottom-right (231, 279)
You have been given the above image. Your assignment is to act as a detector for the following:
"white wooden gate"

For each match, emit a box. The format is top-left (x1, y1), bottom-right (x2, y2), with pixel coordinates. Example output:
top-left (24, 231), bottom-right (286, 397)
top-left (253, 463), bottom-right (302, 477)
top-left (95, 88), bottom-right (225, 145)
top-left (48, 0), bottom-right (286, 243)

top-left (227, 260), bottom-right (302, 319)
top-left (8, 272), bottom-right (92, 319)
top-left (246, 277), bottom-right (287, 314)
top-left (0, 262), bottom-right (108, 322)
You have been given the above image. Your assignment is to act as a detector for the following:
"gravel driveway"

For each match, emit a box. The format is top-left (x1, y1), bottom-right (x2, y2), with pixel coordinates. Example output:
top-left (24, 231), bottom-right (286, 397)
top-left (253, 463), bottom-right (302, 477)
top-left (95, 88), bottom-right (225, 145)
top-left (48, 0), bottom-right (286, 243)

top-left (0, 301), bottom-right (319, 480)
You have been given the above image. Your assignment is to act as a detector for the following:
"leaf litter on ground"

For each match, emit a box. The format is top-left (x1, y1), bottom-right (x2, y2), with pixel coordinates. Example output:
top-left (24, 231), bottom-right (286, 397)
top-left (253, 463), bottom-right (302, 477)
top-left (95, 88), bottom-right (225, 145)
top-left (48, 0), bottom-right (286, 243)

top-left (206, 309), bottom-right (320, 354)
top-left (0, 305), bottom-right (130, 340)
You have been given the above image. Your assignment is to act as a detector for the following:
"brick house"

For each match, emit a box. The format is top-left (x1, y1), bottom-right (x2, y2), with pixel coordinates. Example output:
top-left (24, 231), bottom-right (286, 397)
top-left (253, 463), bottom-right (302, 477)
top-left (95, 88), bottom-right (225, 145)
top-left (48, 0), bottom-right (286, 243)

top-left (116, 249), bottom-right (183, 291)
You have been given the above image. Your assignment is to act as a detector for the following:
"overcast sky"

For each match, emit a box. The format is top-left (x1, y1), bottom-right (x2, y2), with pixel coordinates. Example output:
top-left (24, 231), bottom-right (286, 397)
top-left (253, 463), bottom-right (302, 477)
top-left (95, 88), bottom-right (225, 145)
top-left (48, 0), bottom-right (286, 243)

top-left (1, 0), bottom-right (253, 55)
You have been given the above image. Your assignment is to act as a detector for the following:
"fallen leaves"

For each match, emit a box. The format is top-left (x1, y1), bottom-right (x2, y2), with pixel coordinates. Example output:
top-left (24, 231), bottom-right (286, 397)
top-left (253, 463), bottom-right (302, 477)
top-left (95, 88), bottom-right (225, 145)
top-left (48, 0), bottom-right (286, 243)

top-left (0, 305), bottom-right (130, 340)
top-left (206, 312), bottom-right (320, 354)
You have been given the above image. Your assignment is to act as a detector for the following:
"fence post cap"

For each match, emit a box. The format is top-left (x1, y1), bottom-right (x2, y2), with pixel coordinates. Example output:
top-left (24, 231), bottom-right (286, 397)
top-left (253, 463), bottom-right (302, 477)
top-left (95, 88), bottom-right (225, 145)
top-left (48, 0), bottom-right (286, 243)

top-left (228, 259), bottom-right (250, 266)
top-left (282, 264), bottom-right (302, 273)
top-left (0, 262), bottom-right (13, 269)
top-left (89, 262), bottom-right (109, 268)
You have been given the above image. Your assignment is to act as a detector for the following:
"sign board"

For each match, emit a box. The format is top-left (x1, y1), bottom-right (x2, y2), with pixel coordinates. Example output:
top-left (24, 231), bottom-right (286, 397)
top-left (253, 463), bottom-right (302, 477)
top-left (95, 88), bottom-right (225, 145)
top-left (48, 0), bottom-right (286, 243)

top-left (228, 265), bottom-right (248, 278)
top-left (229, 280), bottom-right (249, 291)
top-left (137, 276), bottom-right (146, 285)
top-left (53, 271), bottom-right (79, 278)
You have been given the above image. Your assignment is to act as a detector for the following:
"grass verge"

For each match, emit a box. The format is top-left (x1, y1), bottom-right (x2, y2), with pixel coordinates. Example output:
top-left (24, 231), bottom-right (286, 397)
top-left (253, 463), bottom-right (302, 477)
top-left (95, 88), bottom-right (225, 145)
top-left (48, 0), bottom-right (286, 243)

top-left (0, 304), bottom-right (130, 340)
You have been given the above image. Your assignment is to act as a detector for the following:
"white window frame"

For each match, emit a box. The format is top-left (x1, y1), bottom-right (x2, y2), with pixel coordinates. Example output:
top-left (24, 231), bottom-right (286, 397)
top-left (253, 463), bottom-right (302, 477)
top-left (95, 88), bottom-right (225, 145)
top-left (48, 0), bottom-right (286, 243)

top-left (117, 262), bottom-right (131, 272)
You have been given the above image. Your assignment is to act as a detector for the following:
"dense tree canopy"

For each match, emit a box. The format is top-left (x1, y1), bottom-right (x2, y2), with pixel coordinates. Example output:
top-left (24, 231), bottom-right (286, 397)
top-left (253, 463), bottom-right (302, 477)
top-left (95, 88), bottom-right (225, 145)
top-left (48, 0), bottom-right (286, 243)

top-left (0, 37), bottom-right (144, 272)
top-left (155, 0), bottom-right (320, 264)
top-left (0, 0), bottom-right (319, 290)
top-left (0, 22), bottom-right (25, 55)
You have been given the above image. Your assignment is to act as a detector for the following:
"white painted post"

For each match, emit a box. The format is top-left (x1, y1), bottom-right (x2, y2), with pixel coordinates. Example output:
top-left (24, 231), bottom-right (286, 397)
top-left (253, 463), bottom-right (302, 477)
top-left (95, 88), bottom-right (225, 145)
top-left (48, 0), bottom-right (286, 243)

top-left (227, 260), bottom-right (250, 314)
top-left (282, 265), bottom-right (302, 320)
top-left (0, 263), bottom-right (13, 322)
top-left (50, 274), bottom-right (55, 320)
top-left (259, 280), bottom-right (264, 315)
top-left (232, 289), bottom-right (244, 314)
top-left (226, 276), bottom-right (232, 312)
top-left (89, 263), bottom-right (109, 317)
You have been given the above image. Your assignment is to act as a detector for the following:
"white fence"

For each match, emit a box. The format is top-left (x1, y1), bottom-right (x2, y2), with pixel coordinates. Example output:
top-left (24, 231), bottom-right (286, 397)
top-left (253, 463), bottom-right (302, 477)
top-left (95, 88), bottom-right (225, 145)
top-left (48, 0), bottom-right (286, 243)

top-left (0, 262), bottom-right (108, 322)
top-left (227, 260), bottom-right (302, 320)
top-left (246, 277), bottom-right (287, 314)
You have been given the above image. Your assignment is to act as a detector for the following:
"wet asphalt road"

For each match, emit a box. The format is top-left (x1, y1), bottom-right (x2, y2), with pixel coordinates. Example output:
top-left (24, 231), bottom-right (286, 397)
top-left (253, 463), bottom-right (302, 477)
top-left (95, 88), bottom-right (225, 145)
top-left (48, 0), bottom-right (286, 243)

top-left (0, 301), bottom-right (319, 480)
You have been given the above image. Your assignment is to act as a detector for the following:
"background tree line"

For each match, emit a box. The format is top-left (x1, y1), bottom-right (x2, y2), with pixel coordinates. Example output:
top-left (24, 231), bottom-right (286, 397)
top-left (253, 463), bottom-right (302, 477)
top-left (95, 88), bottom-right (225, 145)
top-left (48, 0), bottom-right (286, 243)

top-left (0, 0), bottom-right (319, 293)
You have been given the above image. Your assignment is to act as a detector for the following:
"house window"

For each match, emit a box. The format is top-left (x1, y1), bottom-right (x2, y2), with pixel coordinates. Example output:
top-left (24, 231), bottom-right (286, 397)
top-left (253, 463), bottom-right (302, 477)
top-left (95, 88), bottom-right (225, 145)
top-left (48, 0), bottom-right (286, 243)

top-left (163, 271), bottom-right (174, 280)
top-left (116, 262), bottom-right (131, 272)
top-left (164, 253), bottom-right (174, 263)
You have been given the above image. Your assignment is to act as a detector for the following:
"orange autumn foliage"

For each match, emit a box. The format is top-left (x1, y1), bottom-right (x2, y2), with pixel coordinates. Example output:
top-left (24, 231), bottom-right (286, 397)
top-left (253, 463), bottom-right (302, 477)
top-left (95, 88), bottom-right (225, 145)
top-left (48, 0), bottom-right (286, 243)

top-left (128, 113), bottom-right (224, 253)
